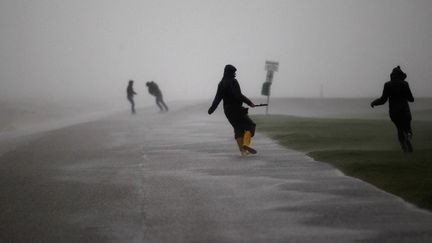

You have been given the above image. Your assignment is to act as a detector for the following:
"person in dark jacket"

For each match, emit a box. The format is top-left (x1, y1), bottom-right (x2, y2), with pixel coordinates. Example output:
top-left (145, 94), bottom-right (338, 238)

top-left (127, 80), bottom-right (137, 114)
top-left (208, 64), bottom-right (257, 155)
top-left (371, 66), bottom-right (414, 152)
top-left (146, 81), bottom-right (169, 112)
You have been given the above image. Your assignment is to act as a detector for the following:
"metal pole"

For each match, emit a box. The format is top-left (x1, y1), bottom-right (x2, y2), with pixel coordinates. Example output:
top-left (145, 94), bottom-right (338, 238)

top-left (266, 94), bottom-right (270, 115)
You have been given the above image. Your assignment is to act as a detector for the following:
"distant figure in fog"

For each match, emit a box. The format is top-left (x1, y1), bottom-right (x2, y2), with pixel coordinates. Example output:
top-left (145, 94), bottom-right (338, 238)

top-left (208, 64), bottom-right (257, 156)
top-left (371, 66), bottom-right (414, 152)
top-left (146, 81), bottom-right (169, 112)
top-left (127, 80), bottom-right (137, 114)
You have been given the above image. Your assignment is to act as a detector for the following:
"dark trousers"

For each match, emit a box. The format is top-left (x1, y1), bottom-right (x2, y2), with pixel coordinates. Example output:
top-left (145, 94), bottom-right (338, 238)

top-left (127, 96), bottom-right (135, 114)
top-left (225, 107), bottom-right (256, 139)
top-left (390, 112), bottom-right (413, 152)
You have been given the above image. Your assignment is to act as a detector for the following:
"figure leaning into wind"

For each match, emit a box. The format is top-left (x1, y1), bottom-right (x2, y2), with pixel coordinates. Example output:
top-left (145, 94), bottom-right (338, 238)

top-left (371, 66), bottom-right (414, 152)
top-left (146, 81), bottom-right (169, 112)
top-left (208, 64), bottom-right (257, 156)
top-left (127, 80), bottom-right (137, 114)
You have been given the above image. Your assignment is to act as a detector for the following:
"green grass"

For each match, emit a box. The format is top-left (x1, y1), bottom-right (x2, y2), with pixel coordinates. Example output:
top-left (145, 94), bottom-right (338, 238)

top-left (252, 115), bottom-right (432, 211)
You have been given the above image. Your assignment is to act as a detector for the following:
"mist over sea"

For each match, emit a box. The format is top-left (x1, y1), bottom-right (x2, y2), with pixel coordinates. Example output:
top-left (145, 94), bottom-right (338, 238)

top-left (0, 97), bottom-right (124, 136)
top-left (2, 97), bottom-right (431, 136)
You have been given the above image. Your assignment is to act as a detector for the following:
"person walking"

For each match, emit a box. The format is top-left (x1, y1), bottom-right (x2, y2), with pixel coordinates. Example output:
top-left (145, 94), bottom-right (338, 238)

top-left (146, 81), bottom-right (169, 112)
top-left (127, 80), bottom-right (137, 114)
top-left (371, 66), bottom-right (414, 152)
top-left (208, 64), bottom-right (257, 156)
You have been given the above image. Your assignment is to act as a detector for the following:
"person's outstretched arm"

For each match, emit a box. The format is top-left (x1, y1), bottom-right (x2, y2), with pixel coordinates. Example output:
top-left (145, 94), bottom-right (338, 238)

top-left (371, 83), bottom-right (389, 108)
top-left (208, 83), bottom-right (223, 114)
top-left (241, 94), bottom-right (255, 107)
top-left (233, 79), bottom-right (255, 107)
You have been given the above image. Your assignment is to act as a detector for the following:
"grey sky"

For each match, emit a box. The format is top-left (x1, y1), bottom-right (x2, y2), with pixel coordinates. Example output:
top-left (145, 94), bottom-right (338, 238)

top-left (1, 0), bottom-right (431, 103)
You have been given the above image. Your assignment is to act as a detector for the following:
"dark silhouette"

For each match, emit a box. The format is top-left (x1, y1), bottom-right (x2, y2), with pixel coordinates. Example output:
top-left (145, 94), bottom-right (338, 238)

top-left (127, 80), bottom-right (137, 114)
top-left (146, 81), bottom-right (169, 112)
top-left (371, 66), bottom-right (414, 152)
top-left (208, 64), bottom-right (257, 156)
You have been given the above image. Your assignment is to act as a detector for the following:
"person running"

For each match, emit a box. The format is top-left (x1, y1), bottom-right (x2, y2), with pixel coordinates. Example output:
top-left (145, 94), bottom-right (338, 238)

top-left (127, 80), bottom-right (137, 114)
top-left (208, 64), bottom-right (257, 156)
top-left (146, 81), bottom-right (169, 112)
top-left (371, 66), bottom-right (414, 152)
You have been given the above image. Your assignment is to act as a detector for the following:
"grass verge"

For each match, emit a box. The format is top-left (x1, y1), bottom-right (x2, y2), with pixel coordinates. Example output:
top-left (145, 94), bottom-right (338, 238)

top-left (252, 115), bottom-right (432, 211)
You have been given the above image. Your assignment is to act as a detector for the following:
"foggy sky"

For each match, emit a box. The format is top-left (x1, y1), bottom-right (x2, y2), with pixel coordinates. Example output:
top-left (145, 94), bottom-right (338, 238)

top-left (1, 0), bottom-right (431, 104)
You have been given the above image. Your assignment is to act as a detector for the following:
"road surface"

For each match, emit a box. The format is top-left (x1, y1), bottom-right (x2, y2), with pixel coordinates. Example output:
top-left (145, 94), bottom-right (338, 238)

top-left (1, 103), bottom-right (432, 242)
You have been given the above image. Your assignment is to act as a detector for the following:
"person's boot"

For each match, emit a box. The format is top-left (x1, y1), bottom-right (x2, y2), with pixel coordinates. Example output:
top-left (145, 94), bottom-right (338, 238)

top-left (236, 138), bottom-right (248, 156)
top-left (242, 130), bottom-right (257, 154)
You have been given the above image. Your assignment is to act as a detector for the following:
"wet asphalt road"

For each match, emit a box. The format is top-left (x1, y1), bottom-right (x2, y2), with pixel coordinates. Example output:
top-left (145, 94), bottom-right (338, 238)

top-left (1, 103), bottom-right (432, 243)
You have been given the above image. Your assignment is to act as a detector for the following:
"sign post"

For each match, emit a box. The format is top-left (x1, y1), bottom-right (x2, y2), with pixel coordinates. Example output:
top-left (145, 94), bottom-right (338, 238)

top-left (261, 61), bottom-right (279, 115)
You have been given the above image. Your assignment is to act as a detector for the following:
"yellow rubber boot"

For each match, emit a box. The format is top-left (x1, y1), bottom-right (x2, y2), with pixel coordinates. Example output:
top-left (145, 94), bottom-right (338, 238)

top-left (243, 131), bottom-right (252, 146)
top-left (242, 131), bottom-right (257, 154)
top-left (236, 137), bottom-right (247, 156)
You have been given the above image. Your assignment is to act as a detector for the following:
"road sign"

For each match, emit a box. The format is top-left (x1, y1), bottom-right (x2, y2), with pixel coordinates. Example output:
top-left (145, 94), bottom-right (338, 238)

top-left (261, 82), bottom-right (272, 96)
top-left (263, 60), bottom-right (279, 115)
top-left (265, 61), bottom-right (279, 72)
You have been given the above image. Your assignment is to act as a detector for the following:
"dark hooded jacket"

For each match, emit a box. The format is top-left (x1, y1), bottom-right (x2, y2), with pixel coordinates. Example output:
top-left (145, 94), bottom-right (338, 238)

top-left (208, 65), bottom-right (256, 139)
top-left (208, 65), bottom-right (253, 114)
top-left (371, 66), bottom-right (414, 115)
top-left (127, 82), bottom-right (136, 98)
top-left (146, 81), bottom-right (162, 97)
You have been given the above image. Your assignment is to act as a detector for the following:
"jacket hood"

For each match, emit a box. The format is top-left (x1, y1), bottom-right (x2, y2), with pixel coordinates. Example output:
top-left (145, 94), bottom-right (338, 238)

top-left (390, 66), bottom-right (407, 81)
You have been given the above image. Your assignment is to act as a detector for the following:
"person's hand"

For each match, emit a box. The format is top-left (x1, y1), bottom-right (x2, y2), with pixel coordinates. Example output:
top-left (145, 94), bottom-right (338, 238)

top-left (250, 103), bottom-right (256, 108)
top-left (370, 103), bottom-right (374, 108)
top-left (208, 107), bottom-right (214, 115)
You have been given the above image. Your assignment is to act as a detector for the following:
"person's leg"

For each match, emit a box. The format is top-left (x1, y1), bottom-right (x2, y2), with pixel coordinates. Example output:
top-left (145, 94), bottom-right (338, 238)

top-left (159, 96), bottom-right (169, 111)
top-left (406, 113), bottom-right (413, 139)
top-left (128, 96), bottom-right (135, 114)
top-left (236, 137), bottom-right (247, 156)
top-left (401, 117), bottom-right (413, 152)
top-left (407, 123), bottom-right (413, 138)
top-left (242, 114), bottom-right (257, 154)
top-left (242, 131), bottom-right (257, 154)
top-left (226, 110), bottom-right (250, 155)
top-left (398, 127), bottom-right (408, 152)
top-left (393, 119), bottom-right (408, 152)
top-left (391, 113), bottom-right (410, 152)
top-left (155, 97), bottom-right (163, 111)
top-left (234, 125), bottom-right (249, 155)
